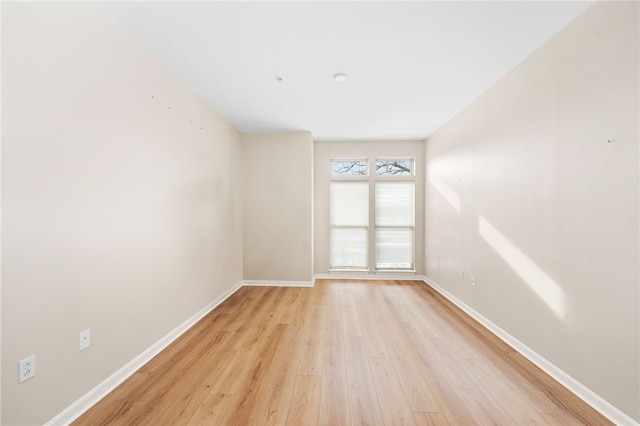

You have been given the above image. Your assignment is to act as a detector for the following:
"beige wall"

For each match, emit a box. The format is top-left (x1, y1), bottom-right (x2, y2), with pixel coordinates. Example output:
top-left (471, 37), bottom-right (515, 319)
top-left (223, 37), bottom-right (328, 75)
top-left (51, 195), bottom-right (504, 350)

top-left (425, 1), bottom-right (639, 421)
top-left (1, 2), bottom-right (243, 424)
top-left (314, 140), bottom-right (425, 275)
top-left (242, 132), bottom-right (313, 282)
top-left (3, 0), bottom-right (638, 424)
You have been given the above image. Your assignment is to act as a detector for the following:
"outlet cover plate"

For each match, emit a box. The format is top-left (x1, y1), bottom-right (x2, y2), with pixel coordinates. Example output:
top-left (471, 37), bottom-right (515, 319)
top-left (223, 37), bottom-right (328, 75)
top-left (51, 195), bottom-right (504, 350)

top-left (19, 355), bottom-right (36, 383)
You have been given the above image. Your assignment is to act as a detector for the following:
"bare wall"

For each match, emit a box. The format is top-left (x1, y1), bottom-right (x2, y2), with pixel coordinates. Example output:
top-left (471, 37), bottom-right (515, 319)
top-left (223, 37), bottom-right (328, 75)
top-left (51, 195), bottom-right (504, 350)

top-left (425, 1), bottom-right (639, 421)
top-left (242, 132), bottom-right (313, 282)
top-left (1, 2), bottom-right (243, 424)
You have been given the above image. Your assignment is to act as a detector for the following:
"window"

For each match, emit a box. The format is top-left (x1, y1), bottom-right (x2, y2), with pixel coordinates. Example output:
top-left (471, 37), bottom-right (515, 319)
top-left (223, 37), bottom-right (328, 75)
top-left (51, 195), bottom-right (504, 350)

top-left (375, 181), bottom-right (414, 269)
top-left (330, 181), bottom-right (369, 269)
top-left (376, 159), bottom-right (413, 176)
top-left (330, 158), bottom-right (415, 271)
top-left (331, 160), bottom-right (368, 176)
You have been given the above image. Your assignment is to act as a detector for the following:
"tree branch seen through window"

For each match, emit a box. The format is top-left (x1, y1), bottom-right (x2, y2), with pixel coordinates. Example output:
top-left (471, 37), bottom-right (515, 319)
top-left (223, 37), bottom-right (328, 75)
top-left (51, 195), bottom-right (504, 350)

top-left (332, 160), bottom-right (367, 175)
top-left (376, 160), bottom-right (412, 175)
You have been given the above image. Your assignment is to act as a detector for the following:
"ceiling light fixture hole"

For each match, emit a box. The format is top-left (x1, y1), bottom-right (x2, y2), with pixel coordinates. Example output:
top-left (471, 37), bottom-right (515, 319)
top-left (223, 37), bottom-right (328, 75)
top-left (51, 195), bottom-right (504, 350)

top-left (333, 73), bottom-right (348, 82)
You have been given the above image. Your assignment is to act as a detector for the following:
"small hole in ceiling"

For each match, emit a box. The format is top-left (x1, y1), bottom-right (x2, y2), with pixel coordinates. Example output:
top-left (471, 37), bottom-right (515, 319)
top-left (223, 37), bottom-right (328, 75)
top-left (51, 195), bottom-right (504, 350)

top-left (333, 73), bottom-right (348, 82)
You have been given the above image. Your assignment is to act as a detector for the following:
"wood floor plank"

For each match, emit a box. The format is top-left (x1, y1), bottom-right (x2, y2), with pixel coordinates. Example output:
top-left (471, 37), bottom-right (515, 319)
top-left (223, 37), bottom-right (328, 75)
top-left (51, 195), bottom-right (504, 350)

top-left (285, 375), bottom-right (322, 426)
top-left (463, 356), bottom-right (553, 425)
top-left (297, 305), bottom-right (327, 376)
top-left (150, 346), bottom-right (238, 424)
top-left (222, 323), bottom-right (290, 425)
top-left (250, 324), bottom-right (304, 425)
top-left (319, 320), bottom-right (351, 426)
top-left (412, 411), bottom-right (450, 426)
top-left (186, 393), bottom-right (233, 425)
top-left (377, 317), bottom-right (442, 413)
top-left (340, 286), bottom-right (363, 338)
top-left (429, 339), bottom-right (519, 425)
top-left (344, 336), bottom-right (384, 425)
top-left (207, 329), bottom-right (277, 395)
top-left (537, 410), bottom-right (586, 426)
top-left (356, 295), bottom-right (390, 358)
top-left (272, 287), bottom-right (305, 325)
top-left (73, 280), bottom-right (613, 426)
top-left (325, 281), bottom-right (344, 322)
top-left (368, 356), bottom-right (415, 425)
top-left (381, 284), bottom-right (413, 323)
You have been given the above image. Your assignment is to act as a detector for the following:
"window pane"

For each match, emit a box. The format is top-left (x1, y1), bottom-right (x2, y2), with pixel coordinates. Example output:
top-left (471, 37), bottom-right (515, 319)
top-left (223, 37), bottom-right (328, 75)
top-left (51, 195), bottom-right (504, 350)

top-left (330, 181), bottom-right (369, 269)
top-left (331, 182), bottom-right (369, 226)
top-left (376, 159), bottom-right (413, 175)
top-left (375, 182), bottom-right (414, 226)
top-left (376, 228), bottom-right (413, 269)
top-left (331, 227), bottom-right (368, 268)
top-left (332, 160), bottom-right (368, 176)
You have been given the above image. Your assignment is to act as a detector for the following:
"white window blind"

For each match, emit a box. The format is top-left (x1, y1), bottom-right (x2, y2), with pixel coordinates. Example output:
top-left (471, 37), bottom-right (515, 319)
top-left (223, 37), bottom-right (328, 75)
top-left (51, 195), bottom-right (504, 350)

top-left (330, 181), bottom-right (369, 269)
top-left (375, 181), bottom-right (415, 269)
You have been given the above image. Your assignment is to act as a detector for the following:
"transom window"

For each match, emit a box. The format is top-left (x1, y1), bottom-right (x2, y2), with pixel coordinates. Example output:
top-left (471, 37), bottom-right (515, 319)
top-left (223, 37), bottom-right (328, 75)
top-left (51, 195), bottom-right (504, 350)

top-left (330, 158), bottom-right (415, 271)
top-left (331, 160), bottom-right (368, 176)
top-left (376, 159), bottom-right (413, 176)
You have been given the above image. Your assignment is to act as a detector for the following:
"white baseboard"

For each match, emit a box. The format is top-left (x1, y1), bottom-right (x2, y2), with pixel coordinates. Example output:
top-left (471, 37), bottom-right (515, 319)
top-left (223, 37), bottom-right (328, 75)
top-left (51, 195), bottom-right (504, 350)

top-left (243, 280), bottom-right (313, 287)
top-left (422, 276), bottom-right (639, 426)
top-left (314, 273), bottom-right (426, 282)
top-left (46, 281), bottom-right (244, 426)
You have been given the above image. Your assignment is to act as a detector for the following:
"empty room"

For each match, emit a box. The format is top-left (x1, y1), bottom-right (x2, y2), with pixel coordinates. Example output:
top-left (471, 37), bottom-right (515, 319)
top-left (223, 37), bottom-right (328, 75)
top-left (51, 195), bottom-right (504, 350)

top-left (1, 1), bottom-right (638, 425)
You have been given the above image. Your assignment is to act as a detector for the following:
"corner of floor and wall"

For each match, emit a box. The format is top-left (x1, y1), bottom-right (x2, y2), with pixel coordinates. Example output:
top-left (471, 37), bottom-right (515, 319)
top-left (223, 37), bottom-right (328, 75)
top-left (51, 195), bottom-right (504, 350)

top-left (1, 1), bottom-right (638, 425)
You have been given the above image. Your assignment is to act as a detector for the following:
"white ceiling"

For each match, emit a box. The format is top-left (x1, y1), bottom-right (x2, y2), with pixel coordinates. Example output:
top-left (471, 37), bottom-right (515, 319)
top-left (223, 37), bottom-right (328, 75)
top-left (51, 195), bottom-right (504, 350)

top-left (98, 1), bottom-right (593, 141)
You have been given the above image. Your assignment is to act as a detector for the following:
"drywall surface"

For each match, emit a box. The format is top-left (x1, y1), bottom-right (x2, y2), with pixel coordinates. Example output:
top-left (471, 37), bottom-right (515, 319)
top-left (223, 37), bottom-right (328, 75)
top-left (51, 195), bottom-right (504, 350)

top-left (425, 1), bottom-right (639, 421)
top-left (314, 140), bottom-right (425, 275)
top-left (1, 2), bottom-right (243, 424)
top-left (242, 132), bottom-right (313, 282)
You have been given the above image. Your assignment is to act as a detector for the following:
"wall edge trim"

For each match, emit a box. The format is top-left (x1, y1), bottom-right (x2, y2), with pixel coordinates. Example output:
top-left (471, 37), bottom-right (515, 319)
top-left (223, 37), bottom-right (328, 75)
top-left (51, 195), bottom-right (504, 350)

top-left (313, 273), bottom-right (425, 281)
top-left (243, 280), bottom-right (313, 287)
top-left (422, 276), bottom-right (639, 426)
top-left (45, 280), bottom-right (244, 426)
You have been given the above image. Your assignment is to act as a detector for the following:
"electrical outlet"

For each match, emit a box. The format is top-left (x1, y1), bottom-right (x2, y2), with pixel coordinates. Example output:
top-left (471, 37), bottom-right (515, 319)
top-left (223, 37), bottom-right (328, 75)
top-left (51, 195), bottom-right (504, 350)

top-left (79, 329), bottom-right (91, 351)
top-left (460, 270), bottom-right (464, 279)
top-left (471, 275), bottom-right (476, 286)
top-left (19, 355), bottom-right (36, 383)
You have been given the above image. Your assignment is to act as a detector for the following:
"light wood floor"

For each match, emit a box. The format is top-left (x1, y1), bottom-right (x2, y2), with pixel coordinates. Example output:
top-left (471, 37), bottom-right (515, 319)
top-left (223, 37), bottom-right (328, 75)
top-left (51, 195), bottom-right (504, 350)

top-left (74, 279), bottom-right (612, 425)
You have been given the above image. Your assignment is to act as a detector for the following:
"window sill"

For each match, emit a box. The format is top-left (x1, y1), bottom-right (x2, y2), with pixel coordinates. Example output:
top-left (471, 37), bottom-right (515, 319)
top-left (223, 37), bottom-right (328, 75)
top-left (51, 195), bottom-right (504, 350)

top-left (327, 269), bottom-right (417, 275)
top-left (328, 269), bottom-right (371, 274)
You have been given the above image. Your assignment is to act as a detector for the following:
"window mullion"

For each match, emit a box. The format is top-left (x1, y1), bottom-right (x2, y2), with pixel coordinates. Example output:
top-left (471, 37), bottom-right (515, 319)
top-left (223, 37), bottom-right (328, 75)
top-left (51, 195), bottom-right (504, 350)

top-left (368, 160), bottom-right (376, 273)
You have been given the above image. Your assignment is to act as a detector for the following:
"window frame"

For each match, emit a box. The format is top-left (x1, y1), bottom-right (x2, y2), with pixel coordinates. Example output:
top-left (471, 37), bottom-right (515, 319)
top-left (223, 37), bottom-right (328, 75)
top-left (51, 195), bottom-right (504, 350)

top-left (374, 158), bottom-right (415, 178)
top-left (328, 157), bottom-right (416, 273)
top-left (330, 159), bottom-right (369, 271)
top-left (374, 180), bottom-right (416, 271)
top-left (330, 158), bottom-right (370, 179)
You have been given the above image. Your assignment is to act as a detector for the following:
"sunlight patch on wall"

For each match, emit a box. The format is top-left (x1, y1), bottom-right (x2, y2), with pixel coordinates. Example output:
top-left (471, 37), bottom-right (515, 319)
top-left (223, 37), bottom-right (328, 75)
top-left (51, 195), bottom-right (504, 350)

top-left (429, 176), bottom-right (461, 213)
top-left (478, 216), bottom-right (566, 319)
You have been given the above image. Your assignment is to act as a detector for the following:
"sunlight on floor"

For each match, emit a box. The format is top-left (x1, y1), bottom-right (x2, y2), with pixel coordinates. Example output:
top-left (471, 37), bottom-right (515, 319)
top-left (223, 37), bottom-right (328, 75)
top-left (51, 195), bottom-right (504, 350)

top-left (478, 216), bottom-right (566, 319)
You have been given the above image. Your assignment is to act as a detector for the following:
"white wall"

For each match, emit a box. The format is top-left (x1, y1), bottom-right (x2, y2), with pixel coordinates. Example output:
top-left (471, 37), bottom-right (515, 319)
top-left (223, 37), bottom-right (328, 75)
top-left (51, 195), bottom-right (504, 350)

top-left (314, 140), bottom-right (425, 276)
top-left (0, 4), bottom-right (4, 421)
top-left (242, 132), bottom-right (313, 282)
top-left (1, 3), bottom-right (243, 424)
top-left (425, 1), bottom-right (639, 421)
